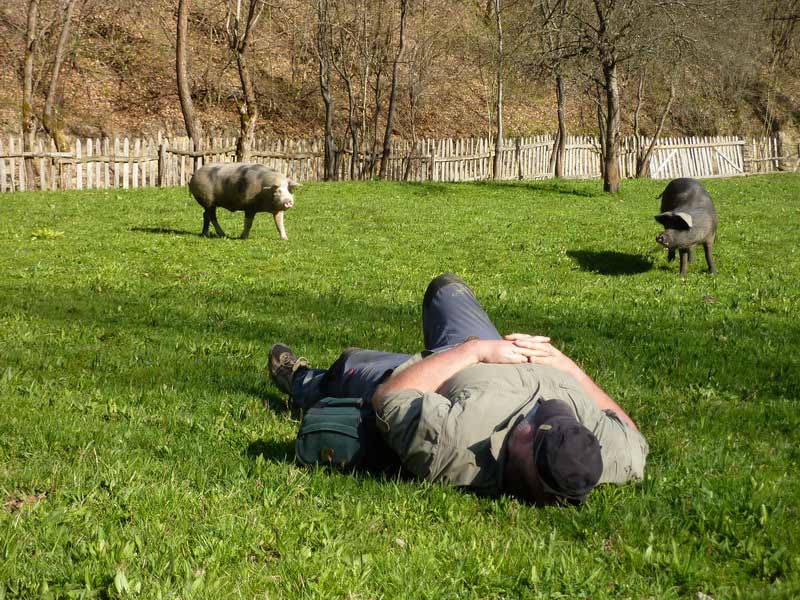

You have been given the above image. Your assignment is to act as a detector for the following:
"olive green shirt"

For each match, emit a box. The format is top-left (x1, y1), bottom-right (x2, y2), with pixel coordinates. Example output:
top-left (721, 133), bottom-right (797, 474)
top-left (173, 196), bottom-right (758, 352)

top-left (375, 355), bottom-right (649, 496)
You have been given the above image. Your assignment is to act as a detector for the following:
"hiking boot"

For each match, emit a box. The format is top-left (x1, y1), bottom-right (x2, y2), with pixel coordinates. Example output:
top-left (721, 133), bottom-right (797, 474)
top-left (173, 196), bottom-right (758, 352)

top-left (268, 343), bottom-right (309, 396)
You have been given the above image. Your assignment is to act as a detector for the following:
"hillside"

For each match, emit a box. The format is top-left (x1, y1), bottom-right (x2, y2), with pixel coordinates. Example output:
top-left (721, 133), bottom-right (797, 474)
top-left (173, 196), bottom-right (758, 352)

top-left (1, 0), bottom-right (798, 142)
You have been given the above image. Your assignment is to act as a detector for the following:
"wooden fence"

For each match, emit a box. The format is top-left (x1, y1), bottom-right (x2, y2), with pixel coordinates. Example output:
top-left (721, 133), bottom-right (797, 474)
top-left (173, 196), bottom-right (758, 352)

top-left (0, 133), bottom-right (791, 192)
top-left (636, 136), bottom-right (746, 179)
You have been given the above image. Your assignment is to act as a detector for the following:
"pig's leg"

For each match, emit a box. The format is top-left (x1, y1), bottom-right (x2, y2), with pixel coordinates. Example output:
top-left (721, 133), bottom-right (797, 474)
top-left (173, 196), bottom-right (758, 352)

top-left (687, 247), bottom-right (695, 263)
top-left (703, 240), bottom-right (717, 274)
top-left (679, 249), bottom-right (689, 275)
top-left (202, 209), bottom-right (211, 237)
top-left (241, 210), bottom-right (256, 240)
top-left (273, 210), bottom-right (288, 240)
top-left (206, 207), bottom-right (226, 237)
top-left (667, 248), bottom-right (676, 262)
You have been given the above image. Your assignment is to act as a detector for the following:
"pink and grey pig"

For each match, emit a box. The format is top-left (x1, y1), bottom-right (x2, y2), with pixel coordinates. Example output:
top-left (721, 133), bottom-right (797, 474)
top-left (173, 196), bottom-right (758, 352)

top-left (189, 163), bottom-right (300, 240)
top-left (655, 178), bottom-right (718, 275)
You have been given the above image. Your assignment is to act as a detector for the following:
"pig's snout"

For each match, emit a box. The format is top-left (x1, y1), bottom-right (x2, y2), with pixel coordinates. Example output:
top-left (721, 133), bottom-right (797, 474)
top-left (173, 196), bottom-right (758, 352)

top-left (656, 232), bottom-right (670, 247)
top-left (275, 183), bottom-right (295, 209)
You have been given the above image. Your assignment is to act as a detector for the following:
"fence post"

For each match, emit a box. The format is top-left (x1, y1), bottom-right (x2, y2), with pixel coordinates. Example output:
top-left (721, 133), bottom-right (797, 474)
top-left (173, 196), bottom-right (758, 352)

top-left (741, 138), bottom-right (752, 175)
top-left (0, 138), bottom-right (5, 193)
top-left (158, 142), bottom-right (167, 187)
top-left (20, 134), bottom-right (27, 192)
top-left (515, 137), bottom-right (523, 180)
top-left (777, 131), bottom-right (797, 172)
top-left (76, 139), bottom-right (82, 190)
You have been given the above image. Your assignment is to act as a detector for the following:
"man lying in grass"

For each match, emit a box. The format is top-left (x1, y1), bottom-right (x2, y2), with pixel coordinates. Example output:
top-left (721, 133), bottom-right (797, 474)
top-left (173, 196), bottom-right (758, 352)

top-left (269, 274), bottom-right (649, 506)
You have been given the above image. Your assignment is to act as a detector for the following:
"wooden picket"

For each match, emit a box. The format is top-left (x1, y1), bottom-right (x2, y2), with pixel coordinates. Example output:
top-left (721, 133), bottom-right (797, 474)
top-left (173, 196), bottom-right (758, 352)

top-left (0, 132), bottom-right (792, 192)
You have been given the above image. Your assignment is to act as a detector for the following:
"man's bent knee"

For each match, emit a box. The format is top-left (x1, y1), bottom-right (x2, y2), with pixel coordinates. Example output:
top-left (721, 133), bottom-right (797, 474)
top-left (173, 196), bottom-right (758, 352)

top-left (423, 273), bottom-right (469, 309)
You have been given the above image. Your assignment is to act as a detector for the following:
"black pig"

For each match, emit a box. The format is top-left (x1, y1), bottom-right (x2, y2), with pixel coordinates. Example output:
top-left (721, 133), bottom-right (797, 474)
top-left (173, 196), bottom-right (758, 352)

top-left (655, 178), bottom-right (718, 275)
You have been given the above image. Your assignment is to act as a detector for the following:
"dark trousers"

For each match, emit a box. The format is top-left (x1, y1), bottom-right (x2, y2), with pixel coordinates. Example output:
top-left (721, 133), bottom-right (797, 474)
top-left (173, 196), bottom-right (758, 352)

top-left (292, 274), bottom-right (501, 410)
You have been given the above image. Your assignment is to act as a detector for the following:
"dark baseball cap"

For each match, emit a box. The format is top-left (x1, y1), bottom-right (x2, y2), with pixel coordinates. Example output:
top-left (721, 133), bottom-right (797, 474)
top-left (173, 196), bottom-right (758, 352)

top-left (531, 400), bottom-right (603, 504)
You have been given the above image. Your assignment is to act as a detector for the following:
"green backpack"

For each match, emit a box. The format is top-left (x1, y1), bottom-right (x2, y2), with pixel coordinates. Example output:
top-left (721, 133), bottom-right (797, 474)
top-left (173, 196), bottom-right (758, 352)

top-left (295, 397), bottom-right (398, 473)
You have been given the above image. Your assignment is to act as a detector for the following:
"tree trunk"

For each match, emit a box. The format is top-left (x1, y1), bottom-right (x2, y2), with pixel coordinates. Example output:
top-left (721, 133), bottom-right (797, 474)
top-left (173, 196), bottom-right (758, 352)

top-left (368, 68), bottom-right (384, 178)
top-left (344, 78), bottom-right (359, 180)
top-left (42, 0), bottom-right (77, 153)
top-left (228, 0), bottom-right (262, 163)
top-left (553, 71), bottom-right (566, 178)
top-left (601, 62), bottom-right (620, 193)
top-left (403, 87), bottom-right (418, 181)
top-left (632, 70), bottom-right (645, 177)
top-left (177, 0), bottom-right (203, 168)
top-left (316, 0), bottom-right (335, 180)
top-left (329, 22), bottom-right (358, 180)
top-left (594, 82), bottom-right (606, 180)
top-left (235, 48), bottom-right (258, 162)
top-left (548, 126), bottom-right (560, 174)
top-left (22, 0), bottom-right (39, 186)
top-left (492, 0), bottom-right (504, 180)
top-left (320, 73), bottom-right (335, 179)
top-left (379, 0), bottom-right (408, 179)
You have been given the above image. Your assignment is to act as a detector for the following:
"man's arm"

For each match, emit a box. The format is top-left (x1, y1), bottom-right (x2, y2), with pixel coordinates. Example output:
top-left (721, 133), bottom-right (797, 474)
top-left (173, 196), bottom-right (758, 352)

top-left (371, 337), bottom-right (547, 410)
top-left (505, 333), bottom-right (639, 431)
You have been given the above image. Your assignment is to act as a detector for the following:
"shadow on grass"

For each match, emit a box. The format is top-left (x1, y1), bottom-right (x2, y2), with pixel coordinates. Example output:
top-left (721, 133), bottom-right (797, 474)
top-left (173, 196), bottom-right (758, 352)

top-left (131, 226), bottom-right (198, 236)
top-left (400, 181), bottom-right (457, 197)
top-left (262, 391), bottom-right (302, 416)
top-left (471, 179), bottom-right (606, 199)
top-left (6, 274), bottom-right (799, 406)
top-left (245, 438), bottom-right (408, 480)
top-left (246, 439), bottom-right (295, 463)
top-left (568, 249), bottom-right (654, 275)
top-left (132, 226), bottom-right (242, 240)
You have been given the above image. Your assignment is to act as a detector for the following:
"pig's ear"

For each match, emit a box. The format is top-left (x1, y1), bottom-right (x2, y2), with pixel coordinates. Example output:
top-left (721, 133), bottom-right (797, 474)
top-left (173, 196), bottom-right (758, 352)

top-left (288, 179), bottom-right (302, 191)
top-left (655, 211), bottom-right (692, 230)
top-left (674, 212), bottom-right (692, 228)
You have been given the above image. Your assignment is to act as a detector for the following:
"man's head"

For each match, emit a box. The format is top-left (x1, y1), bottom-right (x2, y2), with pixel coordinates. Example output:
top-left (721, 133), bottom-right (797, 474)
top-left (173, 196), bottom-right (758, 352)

top-left (504, 400), bottom-right (602, 506)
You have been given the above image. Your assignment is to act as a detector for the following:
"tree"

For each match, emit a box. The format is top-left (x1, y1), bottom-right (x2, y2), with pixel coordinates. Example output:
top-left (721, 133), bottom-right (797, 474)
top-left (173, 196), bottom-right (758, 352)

top-left (226, 0), bottom-right (264, 162)
top-left (587, 0), bottom-right (622, 192)
top-left (764, 0), bottom-right (800, 169)
top-left (362, 0), bottom-right (392, 177)
top-left (22, 0), bottom-right (39, 184)
top-left (18, 0), bottom-right (86, 185)
top-left (631, 64), bottom-right (675, 177)
top-left (41, 0), bottom-right (79, 152)
top-left (570, 0), bottom-right (698, 192)
top-left (378, 0), bottom-right (408, 179)
top-left (532, 0), bottom-right (577, 178)
top-left (329, 0), bottom-right (363, 180)
top-left (321, 0), bottom-right (392, 179)
top-left (177, 0), bottom-right (203, 161)
top-left (315, 0), bottom-right (336, 179)
top-left (491, 0), bottom-right (504, 179)
top-left (401, 0), bottom-right (444, 180)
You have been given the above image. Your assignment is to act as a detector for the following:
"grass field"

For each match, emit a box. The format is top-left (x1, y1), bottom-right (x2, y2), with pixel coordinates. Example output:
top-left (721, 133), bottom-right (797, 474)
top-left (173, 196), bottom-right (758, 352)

top-left (1, 174), bottom-right (798, 598)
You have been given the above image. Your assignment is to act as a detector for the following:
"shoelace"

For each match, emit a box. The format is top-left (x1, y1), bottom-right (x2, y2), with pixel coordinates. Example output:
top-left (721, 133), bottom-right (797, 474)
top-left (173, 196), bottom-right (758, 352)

top-left (279, 353), bottom-right (308, 372)
top-left (277, 352), bottom-right (295, 368)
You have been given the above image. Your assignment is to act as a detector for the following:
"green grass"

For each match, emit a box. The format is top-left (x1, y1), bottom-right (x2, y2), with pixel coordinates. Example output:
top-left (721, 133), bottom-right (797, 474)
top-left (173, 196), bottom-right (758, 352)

top-left (0, 174), bottom-right (798, 598)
